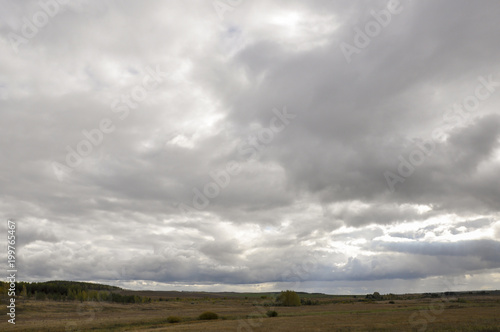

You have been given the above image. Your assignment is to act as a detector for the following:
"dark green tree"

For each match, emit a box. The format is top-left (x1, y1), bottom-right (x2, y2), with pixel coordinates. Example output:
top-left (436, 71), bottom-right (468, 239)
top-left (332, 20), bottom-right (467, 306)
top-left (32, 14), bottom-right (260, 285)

top-left (277, 290), bottom-right (301, 306)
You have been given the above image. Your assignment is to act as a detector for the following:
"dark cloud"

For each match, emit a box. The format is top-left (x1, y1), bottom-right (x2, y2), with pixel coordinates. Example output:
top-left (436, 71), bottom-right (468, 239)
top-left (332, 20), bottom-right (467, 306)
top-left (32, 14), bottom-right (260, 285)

top-left (1, 0), bottom-right (499, 293)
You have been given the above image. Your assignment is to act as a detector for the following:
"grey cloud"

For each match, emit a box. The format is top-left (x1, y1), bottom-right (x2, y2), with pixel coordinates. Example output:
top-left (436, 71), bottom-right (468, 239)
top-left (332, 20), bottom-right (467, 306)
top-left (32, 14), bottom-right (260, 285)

top-left (447, 114), bottom-right (500, 173)
top-left (2, 0), bottom-right (500, 292)
top-left (373, 239), bottom-right (500, 264)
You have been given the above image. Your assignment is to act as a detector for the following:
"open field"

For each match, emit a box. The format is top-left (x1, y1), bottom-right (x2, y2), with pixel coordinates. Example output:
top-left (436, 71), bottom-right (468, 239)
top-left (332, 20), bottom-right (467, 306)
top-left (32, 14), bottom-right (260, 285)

top-left (2, 292), bottom-right (500, 331)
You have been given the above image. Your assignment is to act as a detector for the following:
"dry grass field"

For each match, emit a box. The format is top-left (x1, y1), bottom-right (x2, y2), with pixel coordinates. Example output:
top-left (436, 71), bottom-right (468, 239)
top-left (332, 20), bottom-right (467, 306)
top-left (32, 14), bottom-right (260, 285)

top-left (2, 293), bottom-right (500, 331)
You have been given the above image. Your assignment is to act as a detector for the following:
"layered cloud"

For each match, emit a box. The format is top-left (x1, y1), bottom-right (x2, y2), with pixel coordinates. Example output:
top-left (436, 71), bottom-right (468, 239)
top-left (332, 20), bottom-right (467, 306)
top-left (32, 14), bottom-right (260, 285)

top-left (1, 0), bottom-right (499, 293)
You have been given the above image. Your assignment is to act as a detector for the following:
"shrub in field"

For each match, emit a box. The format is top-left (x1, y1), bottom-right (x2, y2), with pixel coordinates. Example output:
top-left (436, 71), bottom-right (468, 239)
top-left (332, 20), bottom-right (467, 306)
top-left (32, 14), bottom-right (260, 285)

top-left (276, 290), bottom-right (301, 306)
top-left (198, 311), bottom-right (218, 320)
top-left (389, 301), bottom-right (395, 304)
top-left (266, 310), bottom-right (278, 317)
top-left (366, 292), bottom-right (382, 300)
top-left (167, 316), bottom-right (181, 323)
top-left (301, 298), bottom-right (320, 305)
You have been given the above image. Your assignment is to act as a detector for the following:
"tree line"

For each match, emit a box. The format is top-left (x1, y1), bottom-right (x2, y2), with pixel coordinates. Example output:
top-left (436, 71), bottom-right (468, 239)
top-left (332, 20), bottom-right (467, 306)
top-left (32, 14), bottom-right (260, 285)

top-left (0, 280), bottom-right (151, 304)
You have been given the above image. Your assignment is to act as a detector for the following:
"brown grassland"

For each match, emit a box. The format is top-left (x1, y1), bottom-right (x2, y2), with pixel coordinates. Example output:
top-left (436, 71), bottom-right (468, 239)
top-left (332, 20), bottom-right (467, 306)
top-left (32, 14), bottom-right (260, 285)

top-left (2, 292), bottom-right (500, 331)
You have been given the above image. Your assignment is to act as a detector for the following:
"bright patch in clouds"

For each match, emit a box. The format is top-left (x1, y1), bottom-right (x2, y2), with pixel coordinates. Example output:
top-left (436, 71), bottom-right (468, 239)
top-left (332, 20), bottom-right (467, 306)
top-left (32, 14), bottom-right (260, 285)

top-left (1, 0), bottom-right (499, 294)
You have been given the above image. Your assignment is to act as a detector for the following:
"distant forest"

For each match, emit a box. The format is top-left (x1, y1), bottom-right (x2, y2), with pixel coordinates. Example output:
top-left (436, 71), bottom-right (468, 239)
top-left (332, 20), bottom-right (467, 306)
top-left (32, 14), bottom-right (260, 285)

top-left (2, 281), bottom-right (497, 305)
top-left (0, 280), bottom-right (152, 304)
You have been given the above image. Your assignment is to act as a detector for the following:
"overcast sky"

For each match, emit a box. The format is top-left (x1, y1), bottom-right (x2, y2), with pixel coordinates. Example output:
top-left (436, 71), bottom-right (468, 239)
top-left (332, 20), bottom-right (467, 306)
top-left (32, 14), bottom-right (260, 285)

top-left (1, 0), bottom-right (500, 295)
